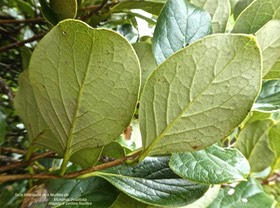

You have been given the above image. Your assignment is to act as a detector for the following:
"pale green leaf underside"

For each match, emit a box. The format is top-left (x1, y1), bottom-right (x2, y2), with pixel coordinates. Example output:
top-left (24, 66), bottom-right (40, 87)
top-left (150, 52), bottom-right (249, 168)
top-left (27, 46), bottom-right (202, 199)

top-left (152, 0), bottom-right (211, 64)
top-left (190, 0), bottom-right (231, 33)
top-left (95, 157), bottom-right (209, 207)
top-left (256, 20), bottom-right (280, 78)
top-left (169, 145), bottom-right (250, 184)
top-left (133, 42), bottom-right (157, 92)
top-left (14, 71), bottom-right (63, 154)
top-left (29, 20), bottom-right (140, 158)
top-left (254, 80), bottom-right (280, 112)
top-left (232, 0), bottom-right (280, 34)
top-left (235, 120), bottom-right (275, 172)
top-left (208, 178), bottom-right (276, 208)
top-left (140, 34), bottom-right (261, 156)
top-left (268, 122), bottom-right (280, 157)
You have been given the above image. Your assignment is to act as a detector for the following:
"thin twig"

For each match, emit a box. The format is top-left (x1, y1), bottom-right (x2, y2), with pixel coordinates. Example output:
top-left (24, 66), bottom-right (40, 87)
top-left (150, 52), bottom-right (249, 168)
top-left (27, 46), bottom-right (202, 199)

top-left (0, 151), bottom-right (56, 173)
top-left (0, 18), bottom-right (45, 24)
top-left (80, 0), bottom-right (109, 21)
top-left (0, 32), bottom-right (46, 53)
top-left (262, 172), bottom-right (280, 185)
top-left (79, 2), bottom-right (118, 11)
top-left (0, 150), bottom-right (141, 183)
top-left (0, 147), bottom-right (26, 155)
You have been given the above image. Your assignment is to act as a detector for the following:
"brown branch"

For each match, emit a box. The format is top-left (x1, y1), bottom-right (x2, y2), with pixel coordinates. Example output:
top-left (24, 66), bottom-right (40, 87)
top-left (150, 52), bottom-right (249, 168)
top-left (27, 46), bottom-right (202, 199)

top-left (0, 147), bottom-right (26, 155)
top-left (0, 151), bottom-right (56, 173)
top-left (80, 0), bottom-right (109, 21)
top-left (0, 17), bottom-right (45, 24)
top-left (79, 2), bottom-right (118, 11)
top-left (0, 150), bottom-right (141, 183)
top-left (0, 32), bottom-right (46, 53)
top-left (262, 172), bottom-right (280, 185)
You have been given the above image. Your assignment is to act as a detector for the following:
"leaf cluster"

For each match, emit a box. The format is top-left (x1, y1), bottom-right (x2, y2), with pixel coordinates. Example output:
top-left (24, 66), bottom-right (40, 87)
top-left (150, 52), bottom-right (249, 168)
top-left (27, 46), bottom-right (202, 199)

top-left (0, 0), bottom-right (280, 207)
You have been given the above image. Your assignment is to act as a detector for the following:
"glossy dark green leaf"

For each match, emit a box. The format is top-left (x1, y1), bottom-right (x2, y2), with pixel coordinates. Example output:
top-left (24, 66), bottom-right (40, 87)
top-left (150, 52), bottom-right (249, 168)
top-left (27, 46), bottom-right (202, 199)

top-left (170, 145), bottom-right (250, 184)
top-left (208, 178), bottom-right (276, 208)
top-left (254, 80), bottom-right (280, 112)
top-left (235, 120), bottom-right (275, 172)
top-left (24, 177), bottom-right (119, 208)
top-left (152, 0), bottom-right (211, 64)
top-left (39, 0), bottom-right (58, 25)
top-left (95, 157), bottom-right (209, 207)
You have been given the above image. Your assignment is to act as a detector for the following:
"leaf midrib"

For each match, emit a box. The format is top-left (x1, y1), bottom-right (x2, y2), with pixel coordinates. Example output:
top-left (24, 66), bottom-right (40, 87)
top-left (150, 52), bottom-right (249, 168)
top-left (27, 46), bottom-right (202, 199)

top-left (60, 30), bottom-right (95, 174)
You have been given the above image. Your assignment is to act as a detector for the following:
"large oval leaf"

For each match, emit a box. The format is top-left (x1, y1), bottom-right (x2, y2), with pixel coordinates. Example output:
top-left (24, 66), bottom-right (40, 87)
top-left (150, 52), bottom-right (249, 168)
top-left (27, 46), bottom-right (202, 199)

top-left (139, 34), bottom-right (261, 158)
top-left (190, 0), bottom-right (231, 33)
top-left (256, 20), bottom-right (280, 79)
top-left (94, 157), bottom-right (209, 207)
top-left (169, 145), bottom-right (250, 184)
top-left (152, 0), bottom-right (211, 64)
top-left (14, 71), bottom-right (63, 154)
top-left (253, 80), bottom-right (280, 112)
top-left (208, 178), bottom-right (276, 208)
top-left (29, 20), bottom-right (140, 173)
top-left (235, 120), bottom-right (275, 172)
top-left (232, 0), bottom-right (280, 34)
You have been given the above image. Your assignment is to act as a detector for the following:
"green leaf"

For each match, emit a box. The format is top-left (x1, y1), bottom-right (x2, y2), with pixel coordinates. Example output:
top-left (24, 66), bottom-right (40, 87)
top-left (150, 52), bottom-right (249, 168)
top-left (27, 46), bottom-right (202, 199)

top-left (255, 20), bottom-right (280, 79)
top-left (230, 0), bottom-right (239, 13)
top-left (95, 156), bottom-right (209, 207)
top-left (169, 145), bottom-right (250, 184)
top-left (14, 71), bottom-right (63, 154)
top-left (99, 142), bottom-right (125, 162)
top-left (29, 20), bottom-right (140, 174)
top-left (208, 178), bottom-right (276, 208)
top-left (235, 120), bottom-right (275, 172)
top-left (111, 193), bottom-right (148, 208)
top-left (140, 34), bottom-right (261, 158)
top-left (40, 0), bottom-right (77, 25)
top-left (111, 1), bottom-right (164, 16)
top-left (20, 46), bottom-right (32, 71)
top-left (26, 177), bottom-right (119, 208)
top-left (232, 0), bottom-right (280, 34)
top-left (254, 80), bottom-right (280, 112)
top-left (152, 0), bottom-right (211, 64)
top-left (133, 42), bottom-right (157, 92)
top-left (189, 0), bottom-right (231, 33)
top-left (39, 0), bottom-right (58, 25)
top-left (233, 0), bottom-right (254, 20)
top-left (69, 147), bottom-right (102, 169)
top-left (50, 0), bottom-right (77, 21)
top-left (175, 185), bottom-right (221, 208)
top-left (268, 122), bottom-right (280, 157)
top-left (16, 0), bottom-right (34, 17)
